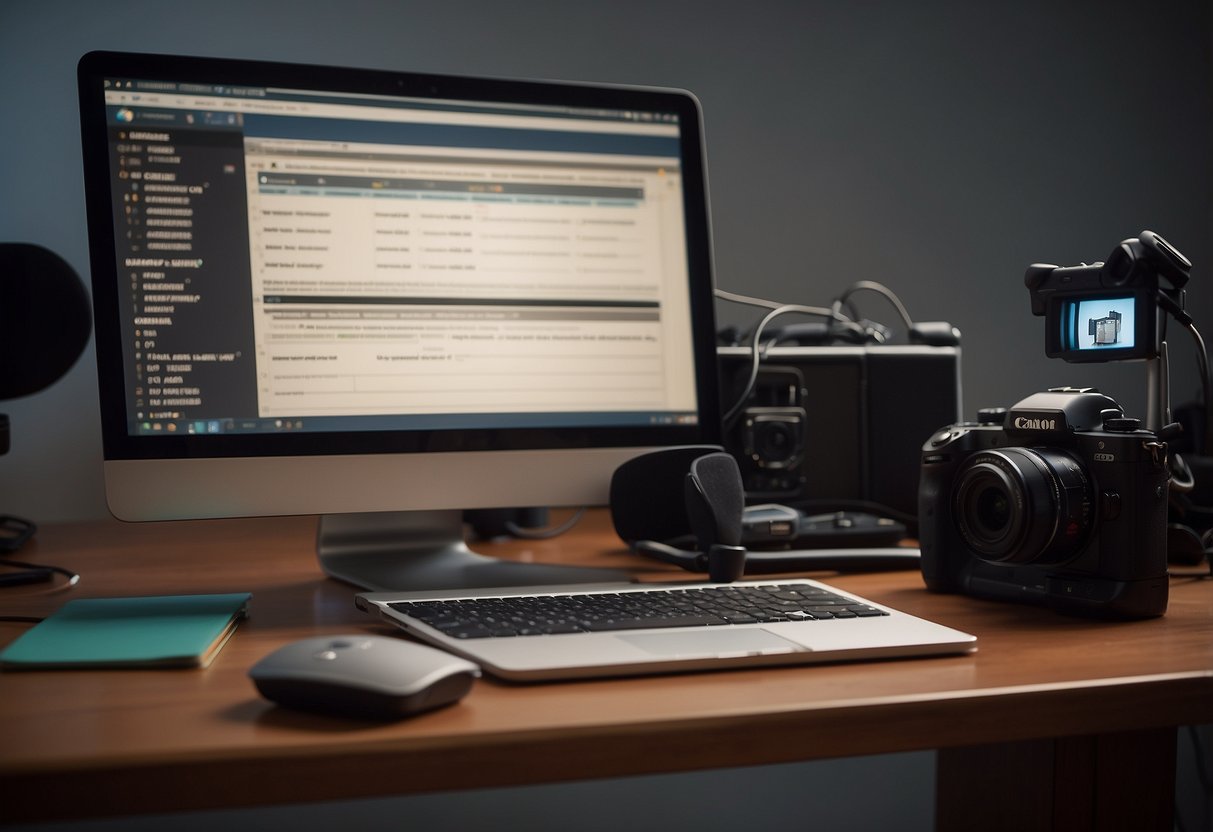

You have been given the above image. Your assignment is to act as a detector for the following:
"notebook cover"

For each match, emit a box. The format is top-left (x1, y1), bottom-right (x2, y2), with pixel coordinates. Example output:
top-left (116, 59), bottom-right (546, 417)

top-left (0, 593), bottom-right (251, 670)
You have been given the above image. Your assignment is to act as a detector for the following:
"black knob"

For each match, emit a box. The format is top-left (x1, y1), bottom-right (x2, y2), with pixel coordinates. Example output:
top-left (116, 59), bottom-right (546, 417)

top-left (929, 428), bottom-right (955, 447)
top-left (1103, 416), bottom-right (1141, 432)
top-left (976, 408), bottom-right (1007, 425)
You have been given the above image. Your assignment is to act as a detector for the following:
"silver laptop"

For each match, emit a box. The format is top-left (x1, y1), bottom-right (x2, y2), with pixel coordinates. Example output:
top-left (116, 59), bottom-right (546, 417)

top-left (357, 578), bottom-right (976, 681)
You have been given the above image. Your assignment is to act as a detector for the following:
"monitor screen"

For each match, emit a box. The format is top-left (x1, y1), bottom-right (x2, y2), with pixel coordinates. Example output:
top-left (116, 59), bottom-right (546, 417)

top-left (1062, 295), bottom-right (1137, 352)
top-left (78, 52), bottom-right (722, 589)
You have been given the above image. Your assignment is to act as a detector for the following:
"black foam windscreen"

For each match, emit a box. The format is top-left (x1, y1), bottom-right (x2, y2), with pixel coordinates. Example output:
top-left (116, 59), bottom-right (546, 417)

top-left (684, 452), bottom-right (744, 548)
top-left (0, 244), bottom-right (92, 400)
top-left (609, 445), bottom-right (724, 543)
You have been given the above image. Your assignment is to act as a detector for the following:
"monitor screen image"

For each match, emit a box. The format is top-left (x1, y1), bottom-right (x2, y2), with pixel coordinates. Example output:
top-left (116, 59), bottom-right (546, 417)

top-left (78, 52), bottom-right (722, 590)
top-left (1064, 296), bottom-right (1137, 352)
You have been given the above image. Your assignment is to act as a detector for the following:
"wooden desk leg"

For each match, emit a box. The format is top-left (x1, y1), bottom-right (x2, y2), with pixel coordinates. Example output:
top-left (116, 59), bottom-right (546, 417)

top-left (936, 727), bottom-right (1177, 831)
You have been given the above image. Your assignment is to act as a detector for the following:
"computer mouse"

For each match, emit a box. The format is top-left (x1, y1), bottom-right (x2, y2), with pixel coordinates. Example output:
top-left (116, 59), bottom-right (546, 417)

top-left (249, 634), bottom-right (480, 720)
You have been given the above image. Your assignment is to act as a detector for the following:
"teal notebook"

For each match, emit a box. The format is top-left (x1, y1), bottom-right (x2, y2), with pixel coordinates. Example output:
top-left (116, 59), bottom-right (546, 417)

top-left (0, 593), bottom-right (251, 670)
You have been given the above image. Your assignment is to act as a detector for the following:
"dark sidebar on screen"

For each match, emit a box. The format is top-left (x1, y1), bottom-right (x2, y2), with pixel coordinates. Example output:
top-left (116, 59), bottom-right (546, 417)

top-left (108, 117), bottom-right (258, 435)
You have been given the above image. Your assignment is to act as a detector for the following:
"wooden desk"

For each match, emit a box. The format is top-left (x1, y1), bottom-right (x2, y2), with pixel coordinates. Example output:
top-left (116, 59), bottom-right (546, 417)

top-left (1, 511), bottom-right (1210, 829)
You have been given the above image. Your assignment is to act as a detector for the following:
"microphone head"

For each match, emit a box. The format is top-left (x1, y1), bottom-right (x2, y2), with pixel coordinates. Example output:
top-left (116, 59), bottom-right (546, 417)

top-left (684, 452), bottom-right (744, 548)
top-left (0, 244), bottom-right (92, 400)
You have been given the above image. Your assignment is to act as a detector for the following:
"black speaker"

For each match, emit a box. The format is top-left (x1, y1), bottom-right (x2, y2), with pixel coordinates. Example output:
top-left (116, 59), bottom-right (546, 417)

top-left (1, 243), bottom-right (92, 558)
top-left (609, 445), bottom-right (723, 544)
top-left (0, 244), bottom-right (92, 401)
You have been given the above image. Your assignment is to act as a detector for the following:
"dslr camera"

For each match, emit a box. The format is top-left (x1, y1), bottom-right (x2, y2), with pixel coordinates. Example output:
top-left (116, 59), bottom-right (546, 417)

top-left (919, 230), bottom-right (1198, 619)
top-left (919, 388), bottom-right (1170, 618)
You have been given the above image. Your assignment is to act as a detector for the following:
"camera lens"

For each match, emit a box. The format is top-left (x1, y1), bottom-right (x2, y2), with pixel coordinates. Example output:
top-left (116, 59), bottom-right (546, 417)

top-left (759, 421), bottom-right (793, 457)
top-left (974, 487), bottom-right (1011, 534)
top-left (952, 447), bottom-right (1093, 565)
top-left (743, 409), bottom-right (805, 470)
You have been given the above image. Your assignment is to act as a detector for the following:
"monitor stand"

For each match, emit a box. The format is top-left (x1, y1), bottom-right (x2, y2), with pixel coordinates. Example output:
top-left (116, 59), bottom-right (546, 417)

top-left (316, 510), bottom-right (632, 592)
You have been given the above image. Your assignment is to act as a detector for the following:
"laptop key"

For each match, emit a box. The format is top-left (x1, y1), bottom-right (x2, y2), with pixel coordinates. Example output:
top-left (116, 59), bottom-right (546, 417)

top-left (583, 614), bottom-right (727, 632)
top-left (541, 624), bottom-right (583, 634)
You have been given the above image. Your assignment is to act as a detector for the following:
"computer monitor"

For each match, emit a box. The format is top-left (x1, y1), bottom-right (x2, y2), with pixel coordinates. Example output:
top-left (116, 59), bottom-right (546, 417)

top-left (77, 51), bottom-right (722, 591)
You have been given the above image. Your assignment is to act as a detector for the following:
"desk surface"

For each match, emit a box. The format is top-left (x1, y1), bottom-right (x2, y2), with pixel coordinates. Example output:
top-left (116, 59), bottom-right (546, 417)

top-left (1, 511), bottom-right (1211, 823)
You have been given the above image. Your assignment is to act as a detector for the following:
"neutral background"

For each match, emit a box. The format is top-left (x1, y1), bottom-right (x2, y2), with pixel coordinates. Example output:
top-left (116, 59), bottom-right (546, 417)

top-left (2, 1), bottom-right (1210, 830)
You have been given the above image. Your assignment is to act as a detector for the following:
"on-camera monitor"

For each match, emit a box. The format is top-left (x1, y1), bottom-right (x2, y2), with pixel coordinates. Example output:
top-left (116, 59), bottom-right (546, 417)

top-left (1051, 290), bottom-right (1158, 363)
top-left (77, 52), bottom-right (721, 590)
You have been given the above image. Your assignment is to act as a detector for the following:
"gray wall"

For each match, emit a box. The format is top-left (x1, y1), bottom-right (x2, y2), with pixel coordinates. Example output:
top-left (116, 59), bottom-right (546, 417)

top-left (1, 2), bottom-right (1210, 830)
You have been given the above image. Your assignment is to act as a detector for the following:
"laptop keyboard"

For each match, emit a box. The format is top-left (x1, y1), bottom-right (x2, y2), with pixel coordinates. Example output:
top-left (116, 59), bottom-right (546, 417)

top-left (388, 583), bottom-right (889, 640)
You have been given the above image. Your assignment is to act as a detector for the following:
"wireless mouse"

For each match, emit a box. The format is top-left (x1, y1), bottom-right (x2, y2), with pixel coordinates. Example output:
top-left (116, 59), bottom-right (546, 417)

top-left (249, 635), bottom-right (480, 720)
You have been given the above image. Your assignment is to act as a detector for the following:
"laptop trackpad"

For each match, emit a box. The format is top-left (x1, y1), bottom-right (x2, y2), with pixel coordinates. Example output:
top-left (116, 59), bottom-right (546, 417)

top-left (616, 629), bottom-right (807, 659)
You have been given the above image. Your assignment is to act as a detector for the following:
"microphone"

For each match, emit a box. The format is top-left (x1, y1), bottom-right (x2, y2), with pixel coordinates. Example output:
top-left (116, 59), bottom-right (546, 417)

top-left (612, 450), bottom-right (748, 583)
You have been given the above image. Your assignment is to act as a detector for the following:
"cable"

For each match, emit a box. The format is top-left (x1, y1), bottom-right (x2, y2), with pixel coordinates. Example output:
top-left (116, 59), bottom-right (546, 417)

top-left (1183, 321), bottom-right (1212, 456)
top-left (714, 288), bottom-right (784, 310)
top-left (716, 287), bottom-right (859, 424)
top-left (721, 302), bottom-right (855, 425)
top-left (714, 284), bottom-right (921, 428)
top-left (0, 558), bottom-right (79, 588)
top-left (505, 507), bottom-right (587, 540)
top-left (0, 515), bottom-right (36, 553)
top-left (834, 280), bottom-right (916, 332)
top-left (786, 498), bottom-right (919, 529)
top-left (717, 288), bottom-right (867, 343)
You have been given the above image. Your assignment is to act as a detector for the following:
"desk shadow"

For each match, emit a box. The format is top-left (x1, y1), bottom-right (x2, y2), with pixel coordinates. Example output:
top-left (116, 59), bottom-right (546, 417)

top-left (877, 582), bottom-right (1163, 635)
top-left (226, 578), bottom-right (372, 631)
top-left (223, 698), bottom-right (417, 733)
